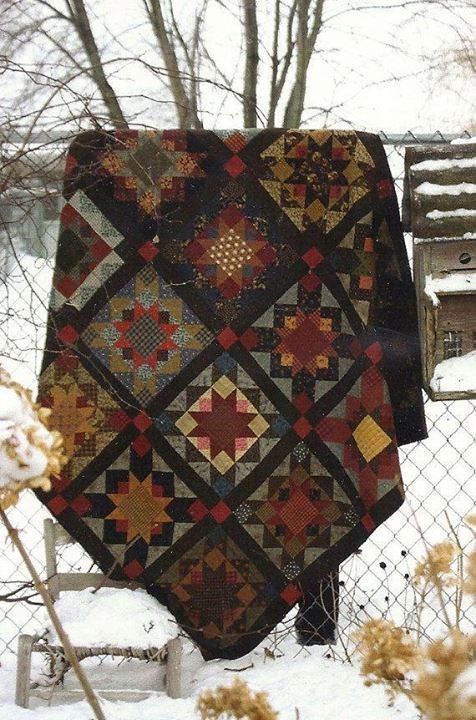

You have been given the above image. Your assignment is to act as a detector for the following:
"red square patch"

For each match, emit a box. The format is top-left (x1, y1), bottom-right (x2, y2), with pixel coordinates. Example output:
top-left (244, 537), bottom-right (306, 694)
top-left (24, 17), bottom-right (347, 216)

top-left (280, 583), bottom-right (302, 605)
top-left (293, 392), bottom-right (313, 413)
top-left (365, 342), bottom-right (383, 364)
top-left (132, 434), bottom-right (151, 456)
top-left (293, 417), bottom-right (313, 438)
top-left (300, 272), bottom-right (320, 292)
top-left (217, 327), bottom-right (238, 349)
top-left (224, 155), bottom-right (246, 177)
top-left (70, 495), bottom-right (92, 516)
top-left (138, 240), bottom-right (159, 261)
top-left (58, 325), bottom-right (79, 345)
top-left (133, 412), bottom-right (152, 431)
top-left (124, 559), bottom-right (143, 579)
top-left (239, 328), bottom-right (259, 350)
top-left (210, 501), bottom-right (231, 523)
top-left (302, 247), bottom-right (323, 268)
top-left (189, 500), bottom-right (208, 522)
top-left (48, 495), bottom-right (68, 515)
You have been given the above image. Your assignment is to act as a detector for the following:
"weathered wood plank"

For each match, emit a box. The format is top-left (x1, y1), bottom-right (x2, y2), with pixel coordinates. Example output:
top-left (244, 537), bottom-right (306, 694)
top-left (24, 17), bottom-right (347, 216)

top-left (15, 634), bottom-right (35, 708)
top-left (53, 522), bottom-right (75, 547)
top-left (413, 214), bottom-right (476, 239)
top-left (56, 572), bottom-right (141, 592)
top-left (412, 190), bottom-right (476, 215)
top-left (31, 643), bottom-right (168, 661)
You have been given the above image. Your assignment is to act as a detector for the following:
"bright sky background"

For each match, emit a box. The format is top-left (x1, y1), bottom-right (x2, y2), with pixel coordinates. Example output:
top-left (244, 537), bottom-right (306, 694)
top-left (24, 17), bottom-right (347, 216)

top-left (6, 0), bottom-right (476, 134)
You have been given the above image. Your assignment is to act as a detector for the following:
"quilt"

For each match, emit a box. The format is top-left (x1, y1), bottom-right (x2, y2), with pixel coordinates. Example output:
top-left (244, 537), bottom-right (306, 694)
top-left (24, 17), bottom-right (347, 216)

top-left (37, 128), bottom-right (428, 659)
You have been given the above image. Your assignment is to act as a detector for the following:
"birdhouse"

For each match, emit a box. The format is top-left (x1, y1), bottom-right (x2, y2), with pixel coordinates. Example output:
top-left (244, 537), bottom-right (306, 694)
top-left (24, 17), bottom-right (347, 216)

top-left (403, 141), bottom-right (476, 400)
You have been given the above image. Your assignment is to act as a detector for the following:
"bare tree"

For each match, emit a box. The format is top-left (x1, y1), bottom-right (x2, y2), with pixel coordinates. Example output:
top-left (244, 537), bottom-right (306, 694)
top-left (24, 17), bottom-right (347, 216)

top-left (2, 0), bottom-right (474, 135)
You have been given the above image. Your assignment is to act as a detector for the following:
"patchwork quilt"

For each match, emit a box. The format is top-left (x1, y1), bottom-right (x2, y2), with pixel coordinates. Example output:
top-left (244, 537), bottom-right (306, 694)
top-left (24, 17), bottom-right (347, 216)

top-left (37, 128), bottom-right (428, 659)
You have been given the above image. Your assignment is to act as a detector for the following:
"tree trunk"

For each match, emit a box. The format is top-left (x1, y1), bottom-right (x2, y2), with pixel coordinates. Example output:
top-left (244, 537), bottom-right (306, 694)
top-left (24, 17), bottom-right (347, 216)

top-left (145, 0), bottom-right (201, 128)
top-left (70, 0), bottom-right (127, 128)
top-left (242, 0), bottom-right (259, 128)
top-left (283, 0), bottom-right (324, 128)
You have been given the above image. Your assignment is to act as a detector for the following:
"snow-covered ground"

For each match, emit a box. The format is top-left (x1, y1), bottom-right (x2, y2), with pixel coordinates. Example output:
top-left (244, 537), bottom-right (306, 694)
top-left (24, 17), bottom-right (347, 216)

top-left (0, 628), bottom-right (419, 719)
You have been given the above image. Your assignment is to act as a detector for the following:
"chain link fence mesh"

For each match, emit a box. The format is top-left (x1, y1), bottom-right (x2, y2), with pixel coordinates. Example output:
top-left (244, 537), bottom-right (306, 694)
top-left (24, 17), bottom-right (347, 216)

top-left (0, 130), bottom-right (474, 661)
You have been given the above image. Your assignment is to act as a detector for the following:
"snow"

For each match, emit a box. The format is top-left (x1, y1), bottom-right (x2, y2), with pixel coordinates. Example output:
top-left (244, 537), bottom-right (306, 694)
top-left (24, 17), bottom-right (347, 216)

top-left (415, 181), bottom-right (476, 196)
top-left (40, 587), bottom-right (177, 649)
top-left (424, 272), bottom-right (476, 305)
top-left (426, 208), bottom-right (476, 220)
top-left (411, 157), bottom-right (476, 172)
top-left (414, 234), bottom-right (476, 243)
top-left (0, 631), bottom-right (419, 719)
top-left (451, 136), bottom-right (476, 145)
top-left (0, 252), bottom-right (54, 393)
top-left (430, 350), bottom-right (476, 394)
top-left (454, 661), bottom-right (476, 703)
top-left (0, 376), bottom-right (55, 489)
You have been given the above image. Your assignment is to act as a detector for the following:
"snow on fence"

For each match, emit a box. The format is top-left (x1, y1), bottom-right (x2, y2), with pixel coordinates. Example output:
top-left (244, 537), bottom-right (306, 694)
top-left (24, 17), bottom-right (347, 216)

top-left (0, 131), bottom-right (474, 660)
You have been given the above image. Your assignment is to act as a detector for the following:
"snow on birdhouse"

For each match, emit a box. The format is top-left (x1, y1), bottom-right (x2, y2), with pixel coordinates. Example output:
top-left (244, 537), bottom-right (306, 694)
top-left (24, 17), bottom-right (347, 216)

top-left (404, 141), bottom-right (476, 400)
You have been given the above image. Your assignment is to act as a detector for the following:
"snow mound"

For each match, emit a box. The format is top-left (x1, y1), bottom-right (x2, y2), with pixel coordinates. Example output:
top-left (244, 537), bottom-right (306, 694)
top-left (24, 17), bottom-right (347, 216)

top-left (424, 273), bottom-right (476, 305)
top-left (412, 157), bottom-right (476, 172)
top-left (42, 587), bottom-right (178, 649)
top-left (430, 350), bottom-right (476, 393)
top-left (415, 181), bottom-right (476, 196)
top-left (426, 208), bottom-right (476, 220)
top-left (451, 136), bottom-right (476, 145)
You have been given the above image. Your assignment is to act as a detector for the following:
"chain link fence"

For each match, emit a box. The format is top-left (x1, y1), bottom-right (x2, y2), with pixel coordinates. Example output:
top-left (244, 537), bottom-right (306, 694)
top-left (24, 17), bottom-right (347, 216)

top-left (0, 130), bottom-right (474, 661)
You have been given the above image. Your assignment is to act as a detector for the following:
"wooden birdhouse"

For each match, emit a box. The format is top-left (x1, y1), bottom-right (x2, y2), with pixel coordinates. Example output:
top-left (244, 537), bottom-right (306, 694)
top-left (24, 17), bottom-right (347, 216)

top-left (403, 141), bottom-right (476, 400)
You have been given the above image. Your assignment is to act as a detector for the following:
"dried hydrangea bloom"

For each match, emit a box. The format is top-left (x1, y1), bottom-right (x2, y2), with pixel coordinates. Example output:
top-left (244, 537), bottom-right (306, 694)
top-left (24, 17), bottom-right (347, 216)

top-left (0, 367), bottom-right (66, 509)
top-left (413, 540), bottom-right (461, 588)
top-left (412, 630), bottom-right (476, 720)
top-left (354, 618), bottom-right (421, 692)
top-left (197, 678), bottom-right (278, 720)
top-left (464, 550), bottom-right (476, 597)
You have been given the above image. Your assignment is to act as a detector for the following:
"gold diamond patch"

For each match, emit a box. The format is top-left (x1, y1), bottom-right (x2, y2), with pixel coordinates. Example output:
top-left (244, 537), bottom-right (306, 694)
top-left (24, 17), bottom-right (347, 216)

top-left (352, 415), bottom-right (392, 462)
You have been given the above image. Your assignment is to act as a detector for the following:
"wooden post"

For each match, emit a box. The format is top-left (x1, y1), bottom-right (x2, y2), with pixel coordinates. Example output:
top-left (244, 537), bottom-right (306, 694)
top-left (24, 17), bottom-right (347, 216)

top-left (44, 518), bottom-right (60, 600)
top-left (15, 634), bottom-right (34, 707)
top-left (165, 636), bottom-right (182, 699)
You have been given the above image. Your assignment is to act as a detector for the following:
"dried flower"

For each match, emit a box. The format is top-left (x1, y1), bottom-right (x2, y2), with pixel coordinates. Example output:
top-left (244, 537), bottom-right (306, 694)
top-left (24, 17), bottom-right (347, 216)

top-left (412, 630), bottom-right (476, 720)
top-left (197, 678), bottom-right (278, 720)
top-left (464, 550), bottom-right (476, 598)
top-left (353, 618), bottom-right (420, 694)
top-left (464, 513), bottom-right (476, 530)
top-left (414, 540), bottom-right (460, 588)
top-left (0, 367), bottom-right (67, 509)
